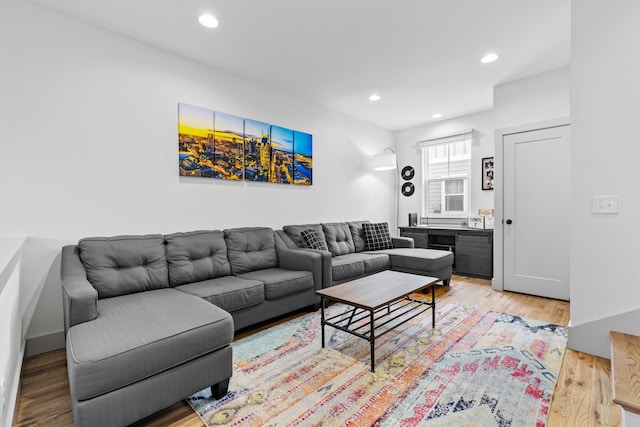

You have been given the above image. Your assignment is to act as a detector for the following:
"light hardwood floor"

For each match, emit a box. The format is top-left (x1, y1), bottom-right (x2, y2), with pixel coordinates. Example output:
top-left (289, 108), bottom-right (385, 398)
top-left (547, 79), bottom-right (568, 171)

top-left (15, 276), bottom-right (621, 426)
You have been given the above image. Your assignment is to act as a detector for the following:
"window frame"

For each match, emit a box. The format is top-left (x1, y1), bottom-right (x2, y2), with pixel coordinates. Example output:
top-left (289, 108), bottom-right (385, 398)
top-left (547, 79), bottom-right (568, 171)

top-left (420, 131), bottom-right (472, 218)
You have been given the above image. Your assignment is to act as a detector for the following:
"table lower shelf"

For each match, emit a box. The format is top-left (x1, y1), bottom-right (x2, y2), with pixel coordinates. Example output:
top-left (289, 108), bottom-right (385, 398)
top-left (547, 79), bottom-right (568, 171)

top-left (320, 294), bottom-right (435, 372)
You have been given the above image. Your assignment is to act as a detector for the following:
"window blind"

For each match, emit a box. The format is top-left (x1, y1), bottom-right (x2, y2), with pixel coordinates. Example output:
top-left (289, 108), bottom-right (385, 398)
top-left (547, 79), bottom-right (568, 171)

top-left (418, 129), bottom-right (473, 148)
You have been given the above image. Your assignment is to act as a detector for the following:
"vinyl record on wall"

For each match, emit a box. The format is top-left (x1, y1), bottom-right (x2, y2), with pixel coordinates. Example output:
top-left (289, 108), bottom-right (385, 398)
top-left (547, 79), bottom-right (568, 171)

top-left (401, 165), bottom-right (415, 181)
top-left (401, 182), bottom-right (415, 196)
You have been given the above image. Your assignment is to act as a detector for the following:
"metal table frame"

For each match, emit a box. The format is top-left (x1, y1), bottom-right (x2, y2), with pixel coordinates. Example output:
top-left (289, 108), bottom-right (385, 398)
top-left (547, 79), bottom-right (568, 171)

top-left (320, 284), bottom-right (435, 372)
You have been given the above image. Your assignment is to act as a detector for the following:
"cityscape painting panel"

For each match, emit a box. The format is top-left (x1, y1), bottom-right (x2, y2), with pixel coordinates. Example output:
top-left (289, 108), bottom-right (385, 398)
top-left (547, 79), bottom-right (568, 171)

top-left (214, 112), bottom-right (245, 180)
top-left (178, 103), bottom-right (215, 177)
top-left (244, 119), bottom-right (271, 182)
top-left (293, 131), bottom-right (313, 185)
top-left (269, 125), bottom-right (294, 184)
top-left (178, 103), bottom-right (312, 185)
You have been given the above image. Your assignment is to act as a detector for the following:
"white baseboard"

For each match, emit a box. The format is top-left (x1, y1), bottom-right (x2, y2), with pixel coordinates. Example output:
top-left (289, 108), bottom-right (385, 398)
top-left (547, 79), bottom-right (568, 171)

top-left (568, 308), bottom-right (640, 359)
top-left (25, 331), bottom-right (65, 358)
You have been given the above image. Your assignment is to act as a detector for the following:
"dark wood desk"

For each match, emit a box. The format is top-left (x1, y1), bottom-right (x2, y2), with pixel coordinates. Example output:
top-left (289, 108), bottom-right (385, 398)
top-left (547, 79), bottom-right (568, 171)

top-left (316, 270), bottom-right (439, 372)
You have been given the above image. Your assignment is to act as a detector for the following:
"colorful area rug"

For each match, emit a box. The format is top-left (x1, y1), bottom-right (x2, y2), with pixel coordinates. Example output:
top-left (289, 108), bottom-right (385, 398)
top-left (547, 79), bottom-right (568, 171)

top-left (187, 302), bottom-right (567, 426)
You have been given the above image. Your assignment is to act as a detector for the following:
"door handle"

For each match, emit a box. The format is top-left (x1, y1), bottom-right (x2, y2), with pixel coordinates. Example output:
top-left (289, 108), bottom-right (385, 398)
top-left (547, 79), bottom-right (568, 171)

top-left (505, 219), bottom-right (513, 225)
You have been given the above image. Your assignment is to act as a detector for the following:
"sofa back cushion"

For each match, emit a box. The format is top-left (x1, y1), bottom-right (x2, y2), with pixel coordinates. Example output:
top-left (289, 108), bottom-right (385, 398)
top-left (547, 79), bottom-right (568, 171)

top-left (225, 227), bottom-right (278, 274)
top-left (322, 222), bottom-right (355, 256)
top-left (165, 230), bottom-right (231, 286)
top-left (348, 220), bottom-right (370, 252)
top-left (79, 235), bottom-right (169, 299)
top-left (282, 223), bottom-right (325, 249)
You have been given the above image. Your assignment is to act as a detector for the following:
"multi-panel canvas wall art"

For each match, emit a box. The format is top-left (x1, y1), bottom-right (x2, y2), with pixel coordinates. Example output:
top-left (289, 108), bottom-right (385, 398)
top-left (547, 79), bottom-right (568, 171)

top-left (270, 125), bottom-right (293, 184)
top-left (293, 131), bottom-right (313, 185)
top-left (213, 112), bottom-right (244, 180)
top-left (244, 119), bottom-right (270, 182)
top-left (178, 104), bottom-right (214, 178)
top-left (178, 103), bottom-right (312, 185)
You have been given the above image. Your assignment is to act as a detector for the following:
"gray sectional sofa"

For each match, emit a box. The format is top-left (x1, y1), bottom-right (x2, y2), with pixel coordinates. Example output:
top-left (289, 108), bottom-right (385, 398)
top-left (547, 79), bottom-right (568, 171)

top-left (61, 227), bottom-right (322, 427)
top-left (60, 221), bottom-right (452, 426)
top-left (276, 220), bottom-right (453, 287)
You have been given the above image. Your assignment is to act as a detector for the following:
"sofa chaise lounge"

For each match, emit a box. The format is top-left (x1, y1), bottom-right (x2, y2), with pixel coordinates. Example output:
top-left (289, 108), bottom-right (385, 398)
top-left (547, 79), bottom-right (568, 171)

top-left (61, 227), bottom-right (321, 427)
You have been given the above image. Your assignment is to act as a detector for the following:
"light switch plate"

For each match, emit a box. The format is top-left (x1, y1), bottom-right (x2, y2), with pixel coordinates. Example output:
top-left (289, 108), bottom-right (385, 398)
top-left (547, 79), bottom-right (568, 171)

top-left (592, 195), bottom-right (619, 214)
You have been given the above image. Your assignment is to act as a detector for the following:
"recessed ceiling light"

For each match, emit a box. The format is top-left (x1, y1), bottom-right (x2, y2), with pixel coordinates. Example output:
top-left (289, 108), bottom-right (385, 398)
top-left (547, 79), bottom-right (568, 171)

top-left (368, 94), bottom-right (381, 101)
top-left (432, 113), bottom-right (443, 119)
top-left (481, 53), bottom-right (499, 63)
top-left (199, 14), bottom-right (219, 28)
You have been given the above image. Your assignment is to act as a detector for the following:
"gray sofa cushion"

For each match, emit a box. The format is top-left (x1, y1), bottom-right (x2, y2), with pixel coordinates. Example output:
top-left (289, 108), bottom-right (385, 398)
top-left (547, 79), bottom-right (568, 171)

top-left (225, 227), bottom-right (278, 275)
top-left (322, 222), bottom-right (355, 256)
top-left (331, 253), bottom-right (390, 278)
top-left (66, 288), bottom-right (233, 401)
top-left (282, 223), bottom-right (325, 249)
top-left (359, 253), bottom-right (390, 274)
top-left (331, 255), bottom-right (365, 282)
top-left (165, 230), bottom-right (231, 286)
top-left (239, 268), bottom-right (314, 300)
top-left (348, 220), bottom-right (370, 252)
top-left (79, 235), bottom-right (169, 298)
top-left (175, 276), bottom-right (264, 312)
top-left (371, 248), bottom-right (454, 272)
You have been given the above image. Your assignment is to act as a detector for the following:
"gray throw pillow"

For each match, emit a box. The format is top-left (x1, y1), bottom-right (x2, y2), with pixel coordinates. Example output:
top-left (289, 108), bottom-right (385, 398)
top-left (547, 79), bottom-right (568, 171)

top-left (283, 224), bottom-right (324, 248)
top-left (301, 229), bottom-right (329, 251)
top-left (363, 222), bottom-right (393, 251)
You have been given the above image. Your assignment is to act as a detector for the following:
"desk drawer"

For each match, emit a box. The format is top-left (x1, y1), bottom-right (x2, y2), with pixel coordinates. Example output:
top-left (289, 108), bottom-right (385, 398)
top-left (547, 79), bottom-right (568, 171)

top-left (402, 232), bottom-right (428, 248)
top-left (456, 234), bottom-right (491, 248)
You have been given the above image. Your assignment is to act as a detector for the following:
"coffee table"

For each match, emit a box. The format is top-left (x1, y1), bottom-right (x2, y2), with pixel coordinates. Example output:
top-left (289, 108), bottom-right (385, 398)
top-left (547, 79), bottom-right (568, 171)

top-left (316, 270), bottom-right (439, 372)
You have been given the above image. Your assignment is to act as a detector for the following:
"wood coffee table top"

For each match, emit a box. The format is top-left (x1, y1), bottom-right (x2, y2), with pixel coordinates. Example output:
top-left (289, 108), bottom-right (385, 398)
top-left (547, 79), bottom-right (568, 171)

top-left (316, 270), bottom-right (439, 310)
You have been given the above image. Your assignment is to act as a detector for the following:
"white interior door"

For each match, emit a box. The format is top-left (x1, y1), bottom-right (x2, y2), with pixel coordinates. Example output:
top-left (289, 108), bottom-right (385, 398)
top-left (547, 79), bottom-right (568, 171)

top-left (503, 125), bottom-right (570, 300)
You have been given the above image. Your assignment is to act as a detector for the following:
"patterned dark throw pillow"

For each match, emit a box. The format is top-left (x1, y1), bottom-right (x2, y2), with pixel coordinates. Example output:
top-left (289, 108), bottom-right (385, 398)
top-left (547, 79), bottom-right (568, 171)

top-left (363, 222), bottom-right (393, 251)
top-left (301, 229), bottom-right (329, 251)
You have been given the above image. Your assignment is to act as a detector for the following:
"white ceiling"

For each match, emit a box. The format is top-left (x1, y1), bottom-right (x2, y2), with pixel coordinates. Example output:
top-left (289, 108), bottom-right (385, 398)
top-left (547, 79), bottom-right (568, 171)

top-left (28, 0), bottom-right (571, 131)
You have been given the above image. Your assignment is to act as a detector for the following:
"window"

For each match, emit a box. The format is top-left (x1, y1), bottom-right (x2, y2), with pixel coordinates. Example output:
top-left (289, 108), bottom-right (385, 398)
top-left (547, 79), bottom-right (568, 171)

top-left (421, 131), bottom-right (472, 217)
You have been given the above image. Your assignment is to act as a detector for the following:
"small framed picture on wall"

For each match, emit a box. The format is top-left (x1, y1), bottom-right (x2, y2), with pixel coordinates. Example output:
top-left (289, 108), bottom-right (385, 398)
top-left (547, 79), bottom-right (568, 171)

top-left (482, 157), bottom-right (494, 190)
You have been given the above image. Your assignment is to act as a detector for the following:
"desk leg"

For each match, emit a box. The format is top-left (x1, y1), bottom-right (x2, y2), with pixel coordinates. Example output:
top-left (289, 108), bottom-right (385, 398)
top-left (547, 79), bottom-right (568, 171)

top-left (370, 309), bottom-right (375, 372)
top-left (321, 297), bottom-right (326, 348)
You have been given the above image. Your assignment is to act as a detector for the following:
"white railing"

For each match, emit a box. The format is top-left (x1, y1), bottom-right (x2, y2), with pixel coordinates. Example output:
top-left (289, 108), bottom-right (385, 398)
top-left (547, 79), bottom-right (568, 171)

top-left (0, 237), bottom-right (26, 427)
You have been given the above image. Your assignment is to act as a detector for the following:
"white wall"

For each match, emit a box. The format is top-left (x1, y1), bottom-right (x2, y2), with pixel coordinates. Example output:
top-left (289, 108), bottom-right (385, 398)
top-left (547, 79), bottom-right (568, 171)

top-left (393, 67), bottom-right (570, 230)
top-left (0, 1), bottom-right (395, 350)
top-left (568, 1), bottom-right (640, 357)
top-left (494, 68), bottom-right (570, 130)
top-left (394, 110), bottom-right (496, 225)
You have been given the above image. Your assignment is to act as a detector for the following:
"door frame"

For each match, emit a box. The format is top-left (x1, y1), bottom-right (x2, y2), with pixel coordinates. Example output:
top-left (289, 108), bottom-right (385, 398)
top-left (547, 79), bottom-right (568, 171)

top-left (492, 117), bottom-right (570, 292)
